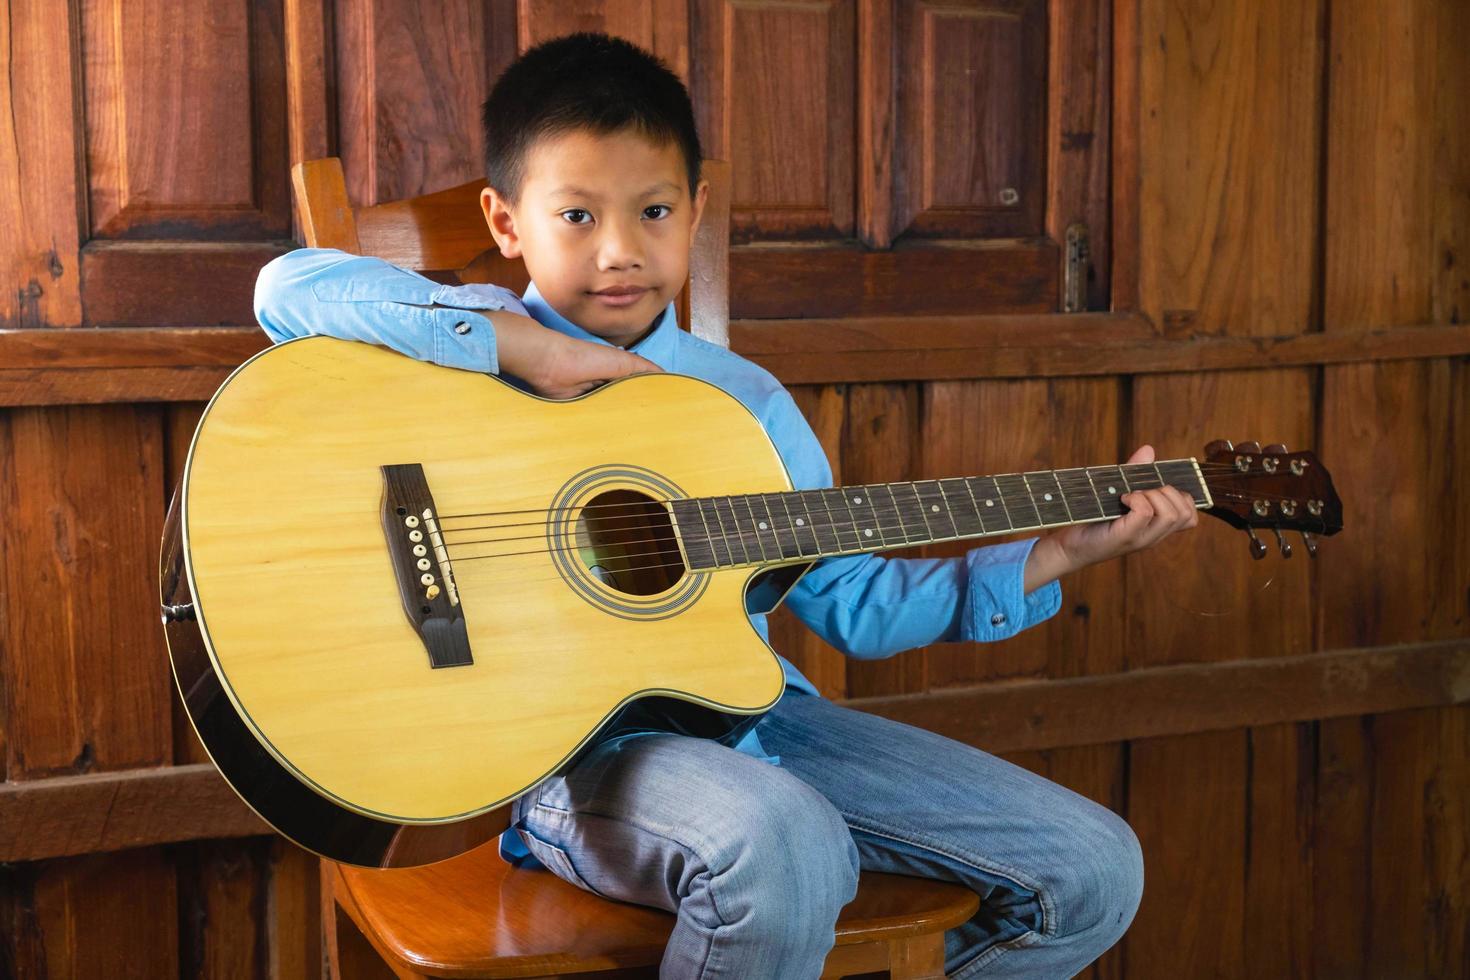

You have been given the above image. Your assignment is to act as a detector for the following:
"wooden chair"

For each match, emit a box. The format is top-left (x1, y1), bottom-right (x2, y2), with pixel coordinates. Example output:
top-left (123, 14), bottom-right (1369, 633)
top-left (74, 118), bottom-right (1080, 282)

top-left (290, 156), bottom-right (981, 979)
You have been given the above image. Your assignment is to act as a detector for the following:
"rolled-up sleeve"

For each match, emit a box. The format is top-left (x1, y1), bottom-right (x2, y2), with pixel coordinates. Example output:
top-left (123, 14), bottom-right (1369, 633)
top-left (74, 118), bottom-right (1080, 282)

top-left (761, 385), bottom-right (1063, 659)
top-left (253, 247), bottom-right (528, 374)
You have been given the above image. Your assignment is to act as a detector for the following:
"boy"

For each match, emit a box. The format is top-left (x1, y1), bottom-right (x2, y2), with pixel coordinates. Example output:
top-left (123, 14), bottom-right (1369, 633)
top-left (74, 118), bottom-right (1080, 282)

top-left (255, 32), bottom-right (1196, 979)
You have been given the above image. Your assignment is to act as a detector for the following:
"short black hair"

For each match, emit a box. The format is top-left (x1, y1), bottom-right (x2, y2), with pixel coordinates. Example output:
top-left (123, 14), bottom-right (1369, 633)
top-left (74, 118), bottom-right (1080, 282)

top-left (481, 32), bottom-right (702, 204)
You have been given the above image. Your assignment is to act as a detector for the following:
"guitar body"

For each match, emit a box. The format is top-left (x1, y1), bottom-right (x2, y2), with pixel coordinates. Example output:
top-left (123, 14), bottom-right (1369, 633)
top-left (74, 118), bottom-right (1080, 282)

top-left (162, 336), bottom-right (799, 867)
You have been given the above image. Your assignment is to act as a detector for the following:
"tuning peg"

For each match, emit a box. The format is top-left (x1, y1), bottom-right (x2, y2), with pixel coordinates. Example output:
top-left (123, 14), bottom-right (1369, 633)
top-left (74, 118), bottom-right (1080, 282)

top-left (1246, 528), bottom-right (1268, 560)
top-left (1272, 528), bottom-right (1293, 558)
top-left (1299, 531), bottom-right (1318, 558)
top-left (1204, 439), bottom-right (1234, 456)
top-left (1237, 441), bottom-right (1262, 454)
top-left (1263, 443), bottom-right (1288, 454)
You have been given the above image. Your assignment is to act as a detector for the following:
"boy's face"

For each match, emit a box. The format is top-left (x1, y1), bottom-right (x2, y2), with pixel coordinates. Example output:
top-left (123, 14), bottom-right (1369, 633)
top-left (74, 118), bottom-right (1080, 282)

top-left (479, 128), bottom-right (709, 348)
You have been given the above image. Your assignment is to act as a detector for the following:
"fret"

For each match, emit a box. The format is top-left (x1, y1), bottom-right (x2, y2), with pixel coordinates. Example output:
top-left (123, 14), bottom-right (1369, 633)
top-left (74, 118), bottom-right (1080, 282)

top-left (800, 489), bottom-right (843, 553)
top-left (965, 475), bottom-right (1014, 533)
top-left (938, 478), bottom-right (985, 536)
top-left (845, 487), bottom-right (886, 546)
top-left (1156, 460), bottom-right (1209, 506)
top-left (913, 480), bottom-right (961, 540)
top-left (1085, 466), bottom-right (1129, 518)
top-left (892, 483), bottom-right (935, 541)
top-left (737, 495), bottom-right (775, 563)
top-left (1121, 463), bottom-right (1162, 491)
top-left (881, 484), bottom-right (917, 543)
top-left (669, 498), bottom-right (717, 569)
top-left (696, 497), bottom-right (734, 566)
top-left (868, 484), bottom-right (910, 544)
top-left (759, 494), bottom-right (803, 560)
top-left (713, 496), bottom-right (753, 565)
top-left (1024, 470), bottom-right (1072, 526)
top-left (993, 474), bottom-right (1042, 528)
top-left (777, 493), bottom-right (820, 555)
top-left (822, 488), bottom-right (864, 552)
top-left (1059, 466), bottom-right (1106, 521)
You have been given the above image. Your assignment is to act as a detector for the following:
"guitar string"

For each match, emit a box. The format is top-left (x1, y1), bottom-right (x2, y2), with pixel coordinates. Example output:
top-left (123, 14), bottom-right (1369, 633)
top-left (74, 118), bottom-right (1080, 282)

top-left (433, 479), bottom-right (1316, 536)
top-left (441, 499), bottom-right (1327, 572)
top-left (435, 486), bottom-right (1303, 552)
top-left (428, 462), bottom-right (1296, 522)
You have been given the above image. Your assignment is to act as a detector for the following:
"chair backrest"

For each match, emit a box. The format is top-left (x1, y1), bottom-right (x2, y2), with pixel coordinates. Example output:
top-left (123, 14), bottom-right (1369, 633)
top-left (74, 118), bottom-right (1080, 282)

top-left (290, 157), bottom-right (732, 348)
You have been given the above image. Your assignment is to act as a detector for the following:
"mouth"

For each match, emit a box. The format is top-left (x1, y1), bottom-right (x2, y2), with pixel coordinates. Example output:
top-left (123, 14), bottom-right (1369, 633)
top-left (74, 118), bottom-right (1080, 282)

top-left (589, 286), bottom-right (650, 307)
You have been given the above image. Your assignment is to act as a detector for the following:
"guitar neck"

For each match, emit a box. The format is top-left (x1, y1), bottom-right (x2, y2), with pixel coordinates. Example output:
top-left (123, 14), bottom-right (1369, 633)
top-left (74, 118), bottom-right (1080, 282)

top-left (669, 459), bottom-right (1211, 570)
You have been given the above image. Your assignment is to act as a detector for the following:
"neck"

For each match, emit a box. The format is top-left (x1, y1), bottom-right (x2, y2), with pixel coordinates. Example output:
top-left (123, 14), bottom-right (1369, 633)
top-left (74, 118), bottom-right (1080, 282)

top-left (670, 459), bottom-right (1210, 570)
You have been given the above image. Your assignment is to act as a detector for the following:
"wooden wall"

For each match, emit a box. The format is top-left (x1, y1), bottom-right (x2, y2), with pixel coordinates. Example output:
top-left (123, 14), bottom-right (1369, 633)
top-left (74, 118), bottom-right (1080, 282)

top-left (3, 1), bottom-right (1468, 977)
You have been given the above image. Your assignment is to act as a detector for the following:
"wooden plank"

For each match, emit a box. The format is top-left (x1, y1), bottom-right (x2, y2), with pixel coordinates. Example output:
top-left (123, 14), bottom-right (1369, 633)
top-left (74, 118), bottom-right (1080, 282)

top-left (267, 837), bottom-right (323, 980)
top-left (0, 764), bottom-right (269, 862)
top-left (4, 640), bottom-right (1466, 863)
top-left (0, 404), bottom-right (171, 778)
top-left (845, 639), bottom-right (1470, 755)
top-left (1124, 731), bottom-right (1245, 978)
top-left (1243, 722), bottom-right (1314, 978)
top-left (918, 377), bottom-right (1123, 687)
top-left (1136, 0), bottom-right (1322, 338)
top-left (766, 384), bottom-right (850, 700)
top-left (1047, 0), bottom-right (1112, 310)
top-left (177, 839), bottom-right (270, 979)
top-left (81, 241), bottom-right (293, 327)
top-left (9, 850), bottom-right (181, 978)
top-left (0, 0), bottom-right (84, 328)
top-left (729, 241), bottom-right (1057, 319)
top-left (1126, 368), bottom-right (1314, 668)
top-left (840, 382), bottom-right (927, 698)
top-left (1109, 0), bottom-right (1140, 312)
top-left (6, 320), bottom-right (1470, 408)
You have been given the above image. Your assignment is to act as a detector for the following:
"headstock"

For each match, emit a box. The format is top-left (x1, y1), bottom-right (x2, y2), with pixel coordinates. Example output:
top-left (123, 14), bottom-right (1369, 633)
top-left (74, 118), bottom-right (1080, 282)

top-left (1200, 439), bottom-right (1343, 560)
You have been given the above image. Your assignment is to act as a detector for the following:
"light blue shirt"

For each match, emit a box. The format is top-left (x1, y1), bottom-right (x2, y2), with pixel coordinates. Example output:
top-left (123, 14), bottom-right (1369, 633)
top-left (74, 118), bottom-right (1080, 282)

top-left (253, 248), bottom-right (1062, 866)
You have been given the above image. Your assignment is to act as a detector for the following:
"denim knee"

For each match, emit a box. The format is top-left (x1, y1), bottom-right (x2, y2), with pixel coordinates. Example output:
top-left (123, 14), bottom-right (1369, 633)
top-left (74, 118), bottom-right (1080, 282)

top-left (1048, 805), bottom-right (1144, 951)
top-left (712, 790), bottom-right (860, 948)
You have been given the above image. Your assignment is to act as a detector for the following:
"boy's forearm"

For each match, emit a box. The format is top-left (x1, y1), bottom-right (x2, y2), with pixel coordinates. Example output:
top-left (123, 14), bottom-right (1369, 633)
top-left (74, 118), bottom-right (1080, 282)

top-left (1023, 533), bottom-right (1080, 594)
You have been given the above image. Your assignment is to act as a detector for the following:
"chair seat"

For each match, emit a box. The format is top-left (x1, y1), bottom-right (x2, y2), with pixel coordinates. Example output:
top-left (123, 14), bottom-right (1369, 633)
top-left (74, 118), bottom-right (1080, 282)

top-left (332, 838), bottom-right (979, 978)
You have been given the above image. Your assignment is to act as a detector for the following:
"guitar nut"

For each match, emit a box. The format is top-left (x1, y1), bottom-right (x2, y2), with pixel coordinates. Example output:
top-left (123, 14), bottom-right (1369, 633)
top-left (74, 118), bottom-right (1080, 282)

top-left (1235, 456), bottom-right (1250, 472)
top-left (1290, 458), bottom-right (1306, 475)
top-left (1253, 500), bottom-right (1269, 516)
top-left (1307, 499), bottom-right (1322, 516)
top-left (1280, 500), bottom-right (1297, 516)
top-left (1263, 457), bottom-right (1278, 473)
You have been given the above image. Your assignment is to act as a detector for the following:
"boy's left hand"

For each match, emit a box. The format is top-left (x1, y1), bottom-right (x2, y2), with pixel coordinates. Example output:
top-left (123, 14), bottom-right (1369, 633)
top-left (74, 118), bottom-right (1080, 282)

top-left (1034, 444), bottom-right (1199, 581)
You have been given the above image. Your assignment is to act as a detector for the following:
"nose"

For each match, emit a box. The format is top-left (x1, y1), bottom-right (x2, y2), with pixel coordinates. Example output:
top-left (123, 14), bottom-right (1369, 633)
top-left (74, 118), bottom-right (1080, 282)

top-left (595, 215), bottom-right (644, 271)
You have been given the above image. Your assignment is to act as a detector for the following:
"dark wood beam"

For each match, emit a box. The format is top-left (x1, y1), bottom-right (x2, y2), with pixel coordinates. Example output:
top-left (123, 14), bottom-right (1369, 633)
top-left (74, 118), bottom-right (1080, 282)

top-left (846, 638), bottom-right (1470, 754)
top-left (3, 639), bottom-right (1465, 863)
top-left (3, 319), bottom-right (1470, 406)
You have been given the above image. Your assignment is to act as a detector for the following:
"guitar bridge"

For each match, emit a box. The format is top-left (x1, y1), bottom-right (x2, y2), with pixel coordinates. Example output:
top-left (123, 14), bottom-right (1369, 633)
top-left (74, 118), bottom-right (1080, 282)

top-left (380, 464), bottom-right (472, 668)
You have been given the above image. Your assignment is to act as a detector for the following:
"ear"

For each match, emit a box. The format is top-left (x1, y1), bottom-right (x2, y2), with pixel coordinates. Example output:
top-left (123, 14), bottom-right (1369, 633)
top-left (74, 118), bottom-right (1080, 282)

top-left (687, 178), bottom-right (710, 240)
top-left (480, 186), bottom-right (523, 258)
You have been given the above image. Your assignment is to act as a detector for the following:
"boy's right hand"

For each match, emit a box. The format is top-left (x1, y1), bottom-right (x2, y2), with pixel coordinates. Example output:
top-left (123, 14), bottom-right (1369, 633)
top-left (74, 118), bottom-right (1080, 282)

top-left (489, 310), bottom-right (663, 399)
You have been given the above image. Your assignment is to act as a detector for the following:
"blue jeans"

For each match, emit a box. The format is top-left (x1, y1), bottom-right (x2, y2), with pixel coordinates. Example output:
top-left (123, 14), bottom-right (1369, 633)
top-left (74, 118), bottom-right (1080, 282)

top-left (510, 691), bottom-right (1143, 978)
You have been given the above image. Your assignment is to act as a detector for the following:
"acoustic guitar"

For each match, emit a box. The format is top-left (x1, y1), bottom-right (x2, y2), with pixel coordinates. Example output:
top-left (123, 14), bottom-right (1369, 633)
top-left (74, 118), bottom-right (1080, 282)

top-left (159, 336), bottom-right (1343, 868)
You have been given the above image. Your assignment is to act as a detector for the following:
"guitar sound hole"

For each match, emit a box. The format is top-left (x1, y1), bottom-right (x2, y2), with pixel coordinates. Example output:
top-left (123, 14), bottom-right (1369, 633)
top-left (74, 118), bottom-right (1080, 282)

top-left (574, 489), bottom-right (685, 595)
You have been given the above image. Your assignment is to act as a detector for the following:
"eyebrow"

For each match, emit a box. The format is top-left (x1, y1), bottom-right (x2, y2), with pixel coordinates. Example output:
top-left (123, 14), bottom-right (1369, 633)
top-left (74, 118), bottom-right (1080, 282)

top-left (549, 181), bottom-right (681, 199)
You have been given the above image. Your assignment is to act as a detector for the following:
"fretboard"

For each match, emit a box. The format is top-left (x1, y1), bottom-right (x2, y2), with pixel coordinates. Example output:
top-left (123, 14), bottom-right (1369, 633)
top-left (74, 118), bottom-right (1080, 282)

top-left (669, 460), bottom-right (1210, 571)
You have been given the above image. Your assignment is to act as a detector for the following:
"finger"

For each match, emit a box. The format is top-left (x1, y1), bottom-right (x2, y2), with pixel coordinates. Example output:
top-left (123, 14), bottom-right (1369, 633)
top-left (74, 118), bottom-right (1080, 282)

top-left (1125, 444), bottom-right (1156, 465)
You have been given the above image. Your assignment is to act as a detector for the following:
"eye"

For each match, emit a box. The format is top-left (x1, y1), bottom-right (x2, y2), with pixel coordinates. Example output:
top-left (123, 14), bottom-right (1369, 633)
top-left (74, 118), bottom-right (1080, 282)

top-left (560, 209), bottom-right (592, 225)
top-left (643, 204), bottom-right (671, 220)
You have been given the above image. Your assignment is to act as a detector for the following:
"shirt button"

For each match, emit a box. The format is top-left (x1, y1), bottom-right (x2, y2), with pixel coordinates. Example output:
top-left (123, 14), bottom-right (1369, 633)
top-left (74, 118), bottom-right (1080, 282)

top-left (990, 613), bottom-right (1006, 626)
top-left (454, 321), bottom-right (471, 335)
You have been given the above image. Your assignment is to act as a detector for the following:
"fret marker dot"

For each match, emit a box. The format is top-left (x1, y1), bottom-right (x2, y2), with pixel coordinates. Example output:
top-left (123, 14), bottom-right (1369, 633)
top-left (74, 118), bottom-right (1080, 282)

top-left (853, 496), bottom-right (862, 504)
top-left (864, 528), bottom-right (873, 537)
top-left (985, 499), bottom-right (995, 507)
top-left (1043, 493), bottom-right (1053, 501)
top-left (930, 504), bottom-right (940, 512)
top-left (758, 521), bottom-right (768, 530)
top-left (795, 518), bottom-right (805, 526)
top-left (1108, 486), bottom-right (1117, 494)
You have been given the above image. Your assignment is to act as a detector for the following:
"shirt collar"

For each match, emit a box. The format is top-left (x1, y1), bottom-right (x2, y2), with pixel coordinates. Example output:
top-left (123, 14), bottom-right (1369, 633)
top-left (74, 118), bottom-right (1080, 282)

top-left (520, 280), bottom-right (680, 370)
